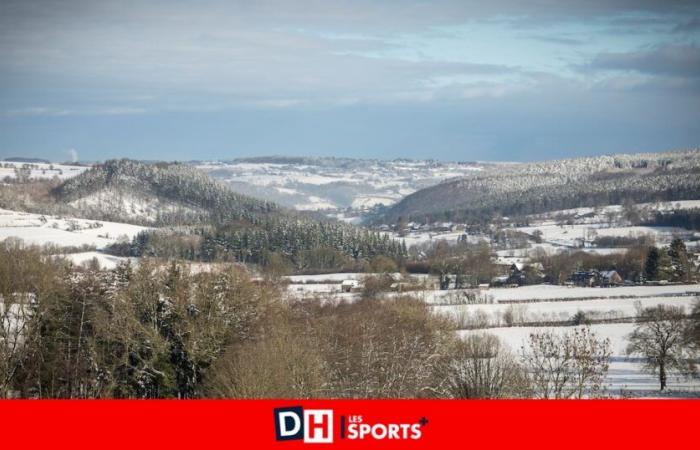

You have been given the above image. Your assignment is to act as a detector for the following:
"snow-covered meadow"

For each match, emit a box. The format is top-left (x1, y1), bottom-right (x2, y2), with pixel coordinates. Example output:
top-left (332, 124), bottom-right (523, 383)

top-left (430, 284), bottom-right (700, 327)
top-left (535, 200), bottom-right (700, 223)
top-left (285, 272), bottom-right (372, 299)
top-left (0, 208), bottom-right (148, 250)
top-left (428, 283), bottom-right (700, 303)
top-left (517, 223), bottom-right (693, 248)
top-left (57, 251), bottom-right (137, 270)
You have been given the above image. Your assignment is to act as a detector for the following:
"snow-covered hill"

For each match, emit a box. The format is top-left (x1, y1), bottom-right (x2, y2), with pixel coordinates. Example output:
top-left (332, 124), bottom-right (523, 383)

top-left (53, 159), bottom-right (280, 226)
top-left (377, 149), bottom-right (700, 224)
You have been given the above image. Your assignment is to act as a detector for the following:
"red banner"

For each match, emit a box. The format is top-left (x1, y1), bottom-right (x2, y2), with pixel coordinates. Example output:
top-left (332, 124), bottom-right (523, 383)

top-left (0, 400), bottom-right (697, 449)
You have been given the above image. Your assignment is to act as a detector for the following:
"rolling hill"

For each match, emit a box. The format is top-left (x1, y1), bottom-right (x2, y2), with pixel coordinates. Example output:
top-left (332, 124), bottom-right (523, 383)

top-left (52, 159), bottom-right (280, 226)
top-left (375, 149), bottom-right (700, 225)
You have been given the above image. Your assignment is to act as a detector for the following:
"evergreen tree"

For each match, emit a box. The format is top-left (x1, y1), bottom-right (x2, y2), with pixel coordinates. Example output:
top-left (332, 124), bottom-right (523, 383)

top-left (668, 238), bottom-right (691, 282)
top-left (644, 246), bottom-right (660, 281)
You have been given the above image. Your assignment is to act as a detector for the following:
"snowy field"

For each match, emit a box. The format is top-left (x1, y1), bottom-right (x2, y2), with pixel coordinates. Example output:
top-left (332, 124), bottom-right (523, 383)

top-left (58, 251), bottom-right (137, 270)
top-left (434, 294), bottom-right (697, 324)
top-left (391, 231), bottom-right (466, 247)
top-left (501, 200), bottom-right (700, 258)
top-left (286, 272), bottom-right (371, 299)
top-left (0, 161), bottom-right (87, 180)
top-left (535, 200), bottom-right (700, 222)
top-left (517, 223), bottom-right (693, 248)
top-left (283, 272), bottom-right (429, 300)
top-left (460, 324), bottom-right (700, 395)
top-left (384, 230), bottom-right (491, 249)
top-left (431, 284), bottom-right (700, 303)
top-left (286, 273), bottom-right (370, 283)
top-left (0, 208), bottom-right (148, 250)
top-left (425, 284), bottom-right (700, 327)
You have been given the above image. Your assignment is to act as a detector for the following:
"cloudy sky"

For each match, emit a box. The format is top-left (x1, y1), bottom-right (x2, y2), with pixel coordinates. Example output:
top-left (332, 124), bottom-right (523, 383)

top-left (0, 0), bottom-right (699, 162)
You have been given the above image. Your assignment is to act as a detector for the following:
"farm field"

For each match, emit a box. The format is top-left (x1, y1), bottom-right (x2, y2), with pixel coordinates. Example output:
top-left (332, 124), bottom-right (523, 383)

top-left (426, 283), bottom-right (700, 303)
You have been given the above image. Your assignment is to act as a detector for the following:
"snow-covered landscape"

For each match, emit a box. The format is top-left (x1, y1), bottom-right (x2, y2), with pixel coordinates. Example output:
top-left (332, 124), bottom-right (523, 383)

top-left (5, 2), bottom-right (700, 447)
top-left (1, 152), bottom-right (699, 399)
top-left (4, 0), bottom-right (700, 426)
top-left (197, 158), bottom-right (484, 220)
top-left (0, 161), bottom-right (87, 181)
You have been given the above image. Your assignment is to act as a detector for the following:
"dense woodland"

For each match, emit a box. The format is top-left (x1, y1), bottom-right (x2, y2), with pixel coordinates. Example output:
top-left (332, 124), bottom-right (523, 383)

top-left (642, 209), bottom-right (700, 231)
top-left (379, 150), bottom-right (700, 224)
top-left (109, 220), bottom-right (407, 273)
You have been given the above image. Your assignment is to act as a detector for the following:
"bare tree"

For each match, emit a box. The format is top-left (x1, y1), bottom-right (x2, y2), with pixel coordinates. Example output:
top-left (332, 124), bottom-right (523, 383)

top-left (207, 295), bottom-right (457, 399)
top-left (205, 319), bottom-right (327, 398)
top-left (445, 333), bottom-right (529, 398)
top-left (686, 298), bottom-right (700, 353)
top-left (626, 305), bottom-right (697, 391)
top-left (0, 293), bottom-right (33, 398)
top-left (521, 327), bottom-right (611, 399)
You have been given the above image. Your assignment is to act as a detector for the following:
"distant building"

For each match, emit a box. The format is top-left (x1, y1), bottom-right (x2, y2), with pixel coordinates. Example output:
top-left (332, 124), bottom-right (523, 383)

top-left (568, 270), bottom-right (622, 287)
top-left (569, 270), bottom-right (598, 287)
top-left (507, 263), bottom-right (526, 285)
top-left (599, 270), bottom-right (623, 287)
top-left (490, 275), bottom-right (510, 287)
top-left (491, 263), bottom-right (526, 286)
top-left (341, 279), bottom-right (359, 293)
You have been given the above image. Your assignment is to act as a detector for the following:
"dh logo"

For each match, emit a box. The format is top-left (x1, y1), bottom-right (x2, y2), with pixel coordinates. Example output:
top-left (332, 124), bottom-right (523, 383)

top-left (274, 406), bottom-right (333, 444)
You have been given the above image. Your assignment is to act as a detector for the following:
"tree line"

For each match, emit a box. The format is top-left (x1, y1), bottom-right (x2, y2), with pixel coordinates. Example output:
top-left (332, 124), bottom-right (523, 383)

top-left (113, 220), bottom-right (408, 274)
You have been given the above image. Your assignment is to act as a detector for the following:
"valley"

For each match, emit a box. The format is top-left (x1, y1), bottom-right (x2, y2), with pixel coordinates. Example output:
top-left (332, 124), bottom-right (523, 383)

top-left (196, 157), bottom-right (484, 222)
